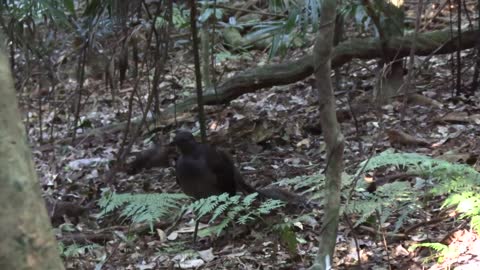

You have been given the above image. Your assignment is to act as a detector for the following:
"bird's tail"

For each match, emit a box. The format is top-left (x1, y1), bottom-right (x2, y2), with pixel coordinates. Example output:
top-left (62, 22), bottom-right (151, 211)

top-left (234, 169), bottom-right (257, 194)
top-left (235, 170), bottom-right (316, 208)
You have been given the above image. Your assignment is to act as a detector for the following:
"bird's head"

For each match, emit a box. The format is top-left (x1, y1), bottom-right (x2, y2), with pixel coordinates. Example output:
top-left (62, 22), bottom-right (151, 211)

top-left (171, 130), bottom-right (197, 153)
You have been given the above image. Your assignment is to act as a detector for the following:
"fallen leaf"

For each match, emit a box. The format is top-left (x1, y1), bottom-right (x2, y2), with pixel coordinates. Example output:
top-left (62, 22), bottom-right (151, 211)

top-left (157, 229), bottom-right (167, 242)
top-left (408, 94), bottom-right (443, 109)
top-left (435, 112), bottom-right (480, 124)
top-left (394, 244), bottom-right (410, 257)
top-left (293, 221), bottom-right (303, 230)
top-left (67, 157), bottom-right (109, 170)
top-left (386, 129), bottom-right (431, 148)
top-left (167, 231), bottom-right (178, 241)
top-left (198, 248), bottom-right (215, 262)
top-left (242, 166), bottom-right (256, 171)
top-left (135, 262), bottom-right (156, 270)
top-left (179, 259), bottom-right (204, 269)
top-left (296, 138), bottom-right (311, 148)
top-left (411, 233), bottom-right (428, 241)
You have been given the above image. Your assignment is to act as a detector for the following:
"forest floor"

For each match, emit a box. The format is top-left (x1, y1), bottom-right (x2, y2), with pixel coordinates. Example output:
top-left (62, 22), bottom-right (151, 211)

top-left (29, 45), bottom-right (480, 269)
top-left (24, 3), bottom-right (480, 268)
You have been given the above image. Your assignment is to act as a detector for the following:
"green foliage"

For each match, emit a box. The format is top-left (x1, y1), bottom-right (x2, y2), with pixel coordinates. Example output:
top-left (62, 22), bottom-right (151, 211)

top-left (269, 215), bottom-right (313, 257)
top-left (275, 174), bottom-right (325, 192)
top-left (1, 0), bottom-right (74, 25)
top-left (215, 50), bottom-right (253, 63)
top-left (98, 189), bottom-right (285, 239)
top-left (350, 149), bottom-right (480, 250)
top-left (443, 192), bottom-right (480, 232)
top-left (191, 192), bottom-right (285, 237)
top-left (279, 225), bottom-right (299, 255)
top-left (356, 149), bottom-right (480, 193)
top-left (98, 188), bottom-right (189, 229)
top-left (274, 172), bottom-right (353, 202)
top-left (409, 243), bottom-right (454, 263)
top-left (349, 149), bottom-right (480, 233)
top-left (172, 5), bottom-right (189, 29)
top-left (216, 0), bottom-right (324, 59)
top-left (198, 1), bottom-right (224, 23)
top-left (346, 180), bottom-right (416, 231)
top-left (341, 0), bottom-right (404, 36)
top-left (341, 2), bottom-right (369, 31)
top-left (58, 242), bottom-right (102, 258)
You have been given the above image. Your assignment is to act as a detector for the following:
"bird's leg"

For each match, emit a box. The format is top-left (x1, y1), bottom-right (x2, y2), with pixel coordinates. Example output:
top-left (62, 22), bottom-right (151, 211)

top-left (193, 219), bottom-right (200, 244)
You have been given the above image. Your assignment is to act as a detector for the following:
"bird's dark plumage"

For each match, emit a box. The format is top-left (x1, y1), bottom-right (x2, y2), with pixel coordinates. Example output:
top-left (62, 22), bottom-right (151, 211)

top-left (128, 131), bottom-right (310, 243)
top-left (172, 131), bottom-right (238, 200)
top-left (173, 130), bottom-right (246, 244)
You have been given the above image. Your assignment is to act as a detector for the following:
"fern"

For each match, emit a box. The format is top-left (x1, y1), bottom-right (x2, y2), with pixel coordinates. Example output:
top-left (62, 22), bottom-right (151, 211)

top-left (350, 148), bottom-right (480, 261)
top-left (349, 149), bottom-right (480, 234)
top-left (190, 193), bottom-right (233, 220)
top-left (275, 174), bottom-right (325, 192)
top-left (189, 192), bottom-right (285, 237)
top-left (59, 243), bottom-right (101, 258)
top-left (98, 189), bottom-right (285, 239)
top-left (471, 216), bottom-right (480, 232)
top-left (346, 180), bottom-right (416, 230)
top-left (98, 188), bottom-right (189, 229)
top-left (409, 243), bottom-right (455, 263)
top-left (356, 149), bottom-right (480, 188)
top-left (395, 203), bottom-right (416, 232)
top-left (257, 199), bottom-right (285, 214)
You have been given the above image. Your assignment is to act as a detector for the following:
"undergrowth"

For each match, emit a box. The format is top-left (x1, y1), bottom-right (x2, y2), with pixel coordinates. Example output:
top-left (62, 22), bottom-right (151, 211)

top-left (98, 190), bottom-right (189, 229)
top-left (347, 148), bottom-right (480, 260)
top-left (59, 242), bottom-right (102, 258)
top-left (98, 189), bottom-right (285, 238)
top-left (97, 148), bottom-right (480, 260)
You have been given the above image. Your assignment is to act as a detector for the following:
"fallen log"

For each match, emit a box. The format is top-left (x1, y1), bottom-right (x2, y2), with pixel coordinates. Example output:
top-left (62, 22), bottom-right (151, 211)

top-left (42, 27), bottom-right (477, 147)
top-left (200, 27), bottom-right (477, 105)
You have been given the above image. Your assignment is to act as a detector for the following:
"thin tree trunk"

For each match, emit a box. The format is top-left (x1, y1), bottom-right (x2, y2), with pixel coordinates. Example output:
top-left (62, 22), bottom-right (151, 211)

top-left (0, 43), bottom-right (64, 270)
top-left (200, 4), bottom-right (212, 90)
top-left (310, 0), bottom-right (344, 268)
top-left (190, 0), bottom-right (207, 142)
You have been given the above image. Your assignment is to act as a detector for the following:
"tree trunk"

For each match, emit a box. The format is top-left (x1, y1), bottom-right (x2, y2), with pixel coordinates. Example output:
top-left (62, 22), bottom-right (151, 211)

top-left (310, 0), bottom-right (344, 269)
top-left (200, 4), bottom-right (212, 90)
top-left (0, 44), bottom-right (64, 269)
top-left (372, 2), bottom-right (406, 104)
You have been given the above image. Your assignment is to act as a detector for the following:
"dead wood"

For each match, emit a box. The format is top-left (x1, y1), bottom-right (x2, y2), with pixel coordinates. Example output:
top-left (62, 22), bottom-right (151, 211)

top-left (59, 222), bottom-right (170, 245)
top-left (41, 28), bottom-right (477, 147)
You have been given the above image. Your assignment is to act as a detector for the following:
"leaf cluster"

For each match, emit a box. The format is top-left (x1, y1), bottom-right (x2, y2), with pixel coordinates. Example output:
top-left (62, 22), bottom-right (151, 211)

top-left (98, 189), bottom-right (189, 230)
top-left (348, 149), bottom-right (480, 233)
top-left (98, 189), bottom-right (285, 238)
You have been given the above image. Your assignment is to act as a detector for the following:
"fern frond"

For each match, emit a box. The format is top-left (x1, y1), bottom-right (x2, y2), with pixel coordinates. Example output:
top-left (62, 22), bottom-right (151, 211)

top-left (258, 199), bottom-right (286, 214)
top-left (60, 243), bottom-right (102, 258)
top-left (471, 215), bottom-right (480, 232)
top-left (357, 149), bottom-right (480, 190)
top-left (210, 195), bottom-right (241, 223)
top-left (187, 193), bottom-right (285, 237)
top-left (243, 192), bottom-right (259, 206)
top-left (98, 191), bottom-right (189, 226)
top-left (411, 242), bottom-right (449, 253)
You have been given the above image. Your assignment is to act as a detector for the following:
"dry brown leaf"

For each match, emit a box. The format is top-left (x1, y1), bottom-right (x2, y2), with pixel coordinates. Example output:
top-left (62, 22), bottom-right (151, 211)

top-left (386, 129), bottom-right (431, 148)
top-left (435, 112), bottom-right (480, 124)
top-left (408, 94), bottom-right (443, 109)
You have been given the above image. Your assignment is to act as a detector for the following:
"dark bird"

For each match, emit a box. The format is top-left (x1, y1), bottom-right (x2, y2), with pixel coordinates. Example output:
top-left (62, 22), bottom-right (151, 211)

top-left (173, 130), bottom-right (238, 200)
top-left (127, 143), bottom-right (175, 175)
top-left (172, 130), bottom-right (310, 243)
top-left (127, 130), bottom-right (310, 243)
top-left (173, 130), bottom-right (245, 243)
